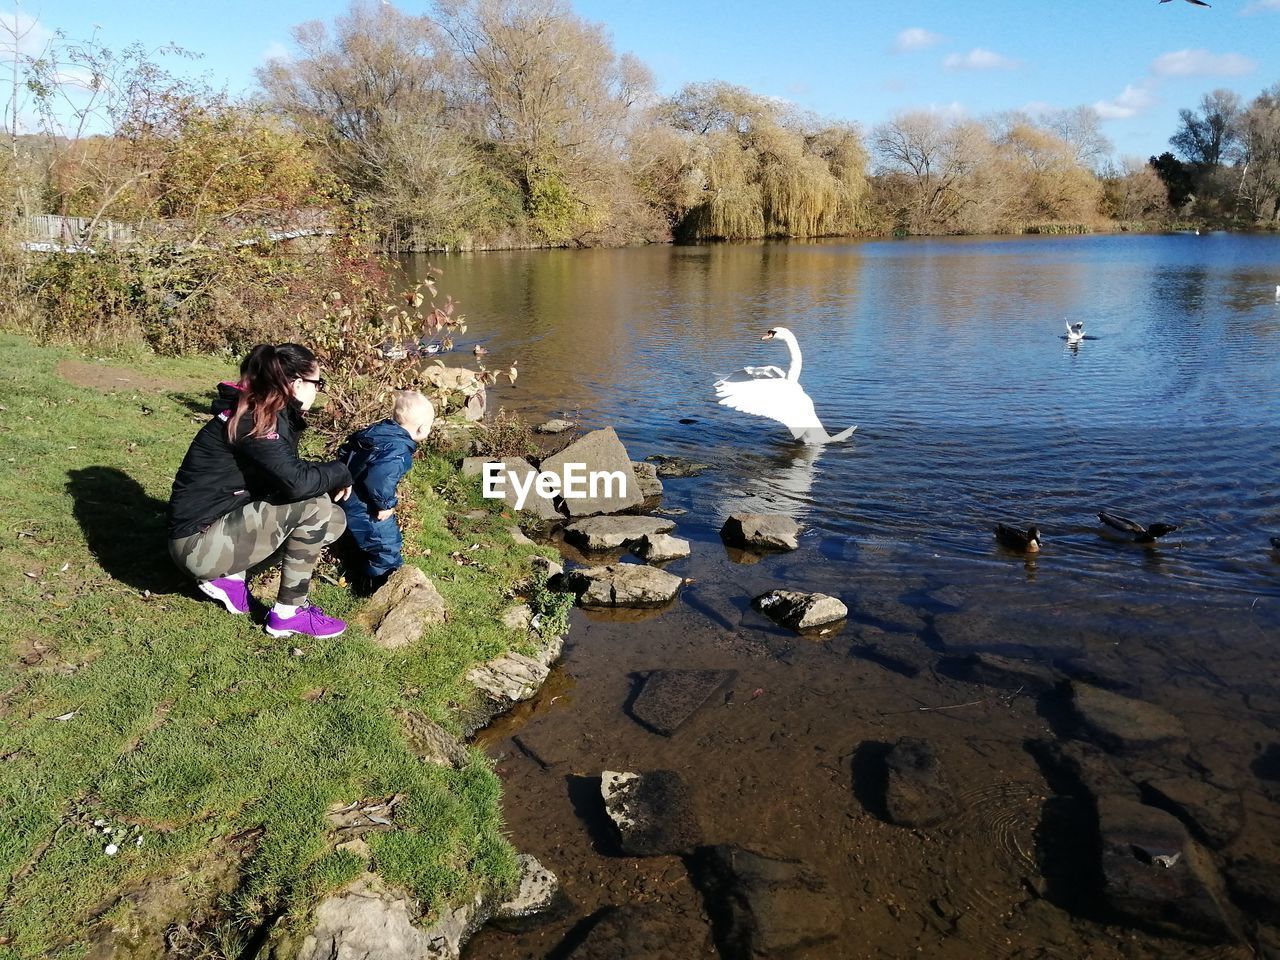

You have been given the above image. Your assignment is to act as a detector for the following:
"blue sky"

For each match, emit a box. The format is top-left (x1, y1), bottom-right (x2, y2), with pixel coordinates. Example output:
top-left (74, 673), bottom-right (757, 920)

top-left (5, 0), bottom-right (1279, 160)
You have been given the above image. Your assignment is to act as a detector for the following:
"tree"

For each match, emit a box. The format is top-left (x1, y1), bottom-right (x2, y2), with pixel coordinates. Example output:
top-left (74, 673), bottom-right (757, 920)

top-left (1237, 82), bottom-right (1280, 222)
top-left (1101, 156), bottom-right (1169, 222)
top-left (991, 123), bottom-right (1101, 226)
top-left (1170, 88), bottom-right (1243, 169)
top-left (871, 111), bottom-right (990, 233)
top-left (1148, 151), bottom-right (1194, 209)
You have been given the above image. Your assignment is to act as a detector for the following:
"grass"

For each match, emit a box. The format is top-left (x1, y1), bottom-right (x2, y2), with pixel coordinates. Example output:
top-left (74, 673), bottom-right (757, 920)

top-left (0, 335), bottom-right (562, 959)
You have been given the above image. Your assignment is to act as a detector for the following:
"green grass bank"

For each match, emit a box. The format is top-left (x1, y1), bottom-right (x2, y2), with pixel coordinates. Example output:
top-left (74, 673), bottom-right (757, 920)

top-left (0, 335), bottom-right (560, 959)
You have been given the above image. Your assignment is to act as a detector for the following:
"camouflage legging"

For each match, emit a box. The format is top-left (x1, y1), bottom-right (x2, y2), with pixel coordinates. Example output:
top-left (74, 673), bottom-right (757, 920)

top-left (168, 496), bottom-right (347, 605)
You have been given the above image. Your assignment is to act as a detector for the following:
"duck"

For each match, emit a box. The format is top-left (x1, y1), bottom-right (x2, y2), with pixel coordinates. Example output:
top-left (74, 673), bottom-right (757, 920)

top-left (473, 344), bottom-right (489, 357)
top-left (995, 523), bottom-right (1041, 553)
top-left (1065, 321), bottom-right (1085, 344)
top-left (713, 327), bottom-right (856, 445)
top-left (1098, 512), bottom-right (1179, 543)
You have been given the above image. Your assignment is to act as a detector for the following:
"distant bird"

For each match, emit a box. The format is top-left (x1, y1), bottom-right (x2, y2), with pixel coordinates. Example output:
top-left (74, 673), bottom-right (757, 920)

top-left (1098, 512), bottom-right (1179, 543)
top-left (473, 344), bottom-right (489, 357)
top-left (1274, 284), bottom-right (1279, 301)
top-left (714, 327), bottom-right (856, 445)
top-left (1159, 0), bottom-right (1210, 6)
top-left (422, 341), bottom-right (442, 355)
top-left (1066, 321), bottom-right (1085, 344)
top-left (995, 523), bottom-right (1041, 553)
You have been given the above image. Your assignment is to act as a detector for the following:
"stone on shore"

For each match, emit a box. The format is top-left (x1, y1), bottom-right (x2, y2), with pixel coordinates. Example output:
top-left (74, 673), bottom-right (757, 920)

top-left (601, 770), bottom-right (702, 856)
top-left (356, 566), bottom-right (447, 650)
top-left (540, 427), bottom-right (642, 516)
top-left (883, 737), bottom-right (954, 828)
top-left (500, 603), bottom-right (533, 632)
top-left (721, 514), bottom-right (801, 551)
top-left (630, 533), bottom-right (690, 564)
top-left (689, 846), bottom-right (838, 959)
top-left (461, 457), bottom-right (560, 521)
top-left (490, 854), bottom-right (566, 932)
top-left (752, 590), bottom-right (847, 632)
top-left (1097, 795), bottom-right (1240, 942)
top-left (563, 515), bottom-right (674, 552)
top-left (534, 419), bottom-right (574, 434)
top-left (630, 668), bottom-right (736, 736)
top-left (459, 633), bottom-right (565, 736)
top-left (562, 564), bottom-right (683, 608)
top-left (397, 710), bottom-right (468, 768)
top-left (1069, 682), bottom-right (1186, 753)
top-left (631, 461), bottom-right (664, 501)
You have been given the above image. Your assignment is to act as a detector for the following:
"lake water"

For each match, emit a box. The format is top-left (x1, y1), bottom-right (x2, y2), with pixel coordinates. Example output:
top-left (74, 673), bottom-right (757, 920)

top-left (409, 235), bottom-right (1280, 959)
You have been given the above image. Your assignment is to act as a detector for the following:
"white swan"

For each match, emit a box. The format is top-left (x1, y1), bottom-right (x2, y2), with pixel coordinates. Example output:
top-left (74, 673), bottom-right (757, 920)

top-left (1066, 321), bottom-right (1085, 344)
top-left (714, 327), bottom-right (856, 445)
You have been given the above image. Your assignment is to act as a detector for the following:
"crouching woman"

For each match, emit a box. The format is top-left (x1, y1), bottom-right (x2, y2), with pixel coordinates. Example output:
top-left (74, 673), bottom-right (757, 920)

top-left (167, 342), bottom-right (353, 639)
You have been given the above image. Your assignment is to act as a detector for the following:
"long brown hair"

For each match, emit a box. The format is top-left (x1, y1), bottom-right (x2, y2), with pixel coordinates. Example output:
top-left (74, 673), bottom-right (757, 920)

top-left (227, 343), bottom-right (318, 442)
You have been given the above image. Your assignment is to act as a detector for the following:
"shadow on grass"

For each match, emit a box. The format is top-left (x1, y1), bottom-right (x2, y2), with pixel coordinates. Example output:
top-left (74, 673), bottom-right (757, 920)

top-left (66, 466), bottom-right (184, 594)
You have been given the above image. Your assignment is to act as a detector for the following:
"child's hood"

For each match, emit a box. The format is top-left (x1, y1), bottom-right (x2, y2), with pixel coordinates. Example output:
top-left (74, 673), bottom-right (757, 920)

top-left (211, 381), bottom-right (242, 417)
top-left (347, 418), bottom-right (417, 455)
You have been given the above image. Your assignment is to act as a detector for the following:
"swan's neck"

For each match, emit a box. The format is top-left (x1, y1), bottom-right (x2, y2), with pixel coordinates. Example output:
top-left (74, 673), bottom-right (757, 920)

top-left (778, 333), bottom-right (802, 381)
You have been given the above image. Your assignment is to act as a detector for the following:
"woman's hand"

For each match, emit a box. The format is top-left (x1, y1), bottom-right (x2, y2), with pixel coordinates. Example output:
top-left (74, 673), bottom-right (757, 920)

top-left (332, 485), bottom-right (353, 502)
top-left (376, 508), bottom-right (395, 522)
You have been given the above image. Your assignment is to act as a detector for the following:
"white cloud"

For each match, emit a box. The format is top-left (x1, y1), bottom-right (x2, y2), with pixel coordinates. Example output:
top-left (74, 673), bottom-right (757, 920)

top-left (0, 10), bottom-right (54, 56)
top-left (261, 41), bottom-right (292, 64)
top-left (893, 28), bottom-right (945, 53)
top-left (943, 48), bottom-right (1020, 71)
top-left (925, 101), bottom-right (968, 121)
top-left (1152, 49), bottom-right (1256, 77)
top-left (1242, 0), bottom-right (1280, 12)
top-left (1093, 82), bottom-right (1157, 120)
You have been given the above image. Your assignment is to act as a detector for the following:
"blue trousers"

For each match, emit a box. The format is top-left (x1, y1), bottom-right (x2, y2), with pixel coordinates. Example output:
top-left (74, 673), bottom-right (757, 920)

top-left (340, 500), bottom-right (404, 577)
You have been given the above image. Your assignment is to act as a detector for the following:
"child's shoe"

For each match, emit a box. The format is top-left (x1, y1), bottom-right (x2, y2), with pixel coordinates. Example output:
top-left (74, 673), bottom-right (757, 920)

top-left (198, 577), bottom-right (250, 614)
top-left (265, 604), bottom-right (347, 639)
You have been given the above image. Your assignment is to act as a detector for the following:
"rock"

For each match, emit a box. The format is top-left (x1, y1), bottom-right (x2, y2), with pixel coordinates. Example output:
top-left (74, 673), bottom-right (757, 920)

top-left (630, 533), bottom-right (690, 564)
top-left (562, 563), bottom-right (683, 608)
top-left (1224, 857), bottom-right (1280, 925)
top-left (1097, 795), bottom-right (1240, 942)
top-left (461, 457), bottom-right (560, 521)
top-left (1027, 738), bottom-right (1138, 803)
top-left (630, 461), bottom-right (664, 501)
top-left (297, 873), bottom-right (486, 960)
top-left (540, 427), bottom-right (642, 517)
top-left (942, 652), bottom-right (1062, 692)
top-left (601, 770), bottom-right (702, 856)
top-left (356, 566), bottom-right (447, 650)
top-left (883, 737), bottom-right (954, 828)
top-left (1069, 682), bottom-right (1187, 753)
top-left (644, 455), bottom-right (709, 478)
top-left (752, 590), bottom-right (847, 632)
top-left (689, 845), bottom-right (838, 959)
top-left (500, 603), bottom-right (533, 631)
top-left (653, 506), bottom-right (687, 516)
top-left (630, 669), bottom-right (736, 736)
top-left (507, 526), bottom-right (536, 547)
top-left (1141, 778), bottom-right (1244, 850)
top-left (530, 554), bottom-right (564, 581)
top-left (458, 634), bottom-right (565, 736)
top-left (489, 854), bottom-right (565, 932)
top-left (397, 711), bottom-right (468, 768)
top-left (563, 515), bottom-right (675, 552)
top-left (721, 514), bottom-right (801, 552)
top-left (534, 419), bottom-right (574, 434)
top-left (553, 905), bottom-right (685, 960)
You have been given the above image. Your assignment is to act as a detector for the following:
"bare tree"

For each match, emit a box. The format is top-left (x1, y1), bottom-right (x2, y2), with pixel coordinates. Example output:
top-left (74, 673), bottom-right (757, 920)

top-left (872, 111), bottom-right (990, 233)
top-left (1170, 88), bottom-right (1244, 169)
top-left (1236, 82), bottom-right (1280, 222)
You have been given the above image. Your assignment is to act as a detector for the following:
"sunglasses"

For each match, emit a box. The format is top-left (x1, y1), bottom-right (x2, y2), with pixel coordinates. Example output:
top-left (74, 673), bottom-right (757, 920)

top-left (299, 376), bottom-right (327, 390)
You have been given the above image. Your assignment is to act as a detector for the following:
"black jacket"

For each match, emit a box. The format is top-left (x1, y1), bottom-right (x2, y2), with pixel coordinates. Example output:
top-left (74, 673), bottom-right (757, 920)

top-left (167, 382), bottom-right (353, 539)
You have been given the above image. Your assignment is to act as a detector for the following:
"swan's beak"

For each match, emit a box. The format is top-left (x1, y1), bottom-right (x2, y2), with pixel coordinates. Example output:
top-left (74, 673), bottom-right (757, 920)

top-left (761, 331), bottom-right (775, 341)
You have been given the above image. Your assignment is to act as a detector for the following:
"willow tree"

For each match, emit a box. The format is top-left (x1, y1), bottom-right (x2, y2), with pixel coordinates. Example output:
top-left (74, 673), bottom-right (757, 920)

top-left (991, 123), bottom-right (1102, 228)
top-left (656, 82), bottom-right (871, 241)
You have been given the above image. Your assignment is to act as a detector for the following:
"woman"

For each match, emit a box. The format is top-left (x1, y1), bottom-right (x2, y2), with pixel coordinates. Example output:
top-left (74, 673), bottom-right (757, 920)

top-left (167, 342), bottom-right (353, 639)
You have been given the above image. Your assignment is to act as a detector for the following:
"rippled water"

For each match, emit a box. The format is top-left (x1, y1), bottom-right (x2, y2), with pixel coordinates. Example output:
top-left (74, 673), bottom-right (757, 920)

top-left (410, 235), bottom-right (1280, 959)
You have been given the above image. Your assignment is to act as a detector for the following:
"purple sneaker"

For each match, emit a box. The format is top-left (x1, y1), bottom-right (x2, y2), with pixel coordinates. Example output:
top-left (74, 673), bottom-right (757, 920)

top-left (265, 604), bottom-right (347, 639)
top-left (198, 577), bottom-right (250, 615)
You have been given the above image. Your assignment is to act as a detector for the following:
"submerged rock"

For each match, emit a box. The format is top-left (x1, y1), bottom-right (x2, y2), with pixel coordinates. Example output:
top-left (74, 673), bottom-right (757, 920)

top-left (689, 845), bottom-right (838, 960)
top-left (534, 419), bottom-right (575, 434)
top-left (1224, 856), bottom-right (1280, 925)
top-left (1140, 778), bottom-right (1244, 851)
top-left (721, 513), bottom-right (801, 552)
top-left (883, 737), bottom-right (954, 828)
top-left (630, 668), bottom-right (736, 736)
top-left (562, 563), bottom-right (682, 608)
top-left (553, 905), bottom-right (687, 959)
top-left (541, 427), bottom-right (642, 516)
top-left (941, 651), bottom-right (1062, 692)
top-left (601, 770), bottom-right (702, 856)
top-left (1097, 795), bottom-right (1240, 942)
top-left (631, 461), bottom-right (664, 500)
top-left (630, 533), bottom-right (690, 564)
top-left (563, 515), bottom-right (675, 552)
top-left (356, 566), bottom-right (447, 650)
top-left (489, 854), bottom-right (566, 932)
top-left (1069, 682), bottom-right (1186, 753)
top-left (644, 454), bottom-right (709, 478)
top-left (752, 590), bottom-right (847, 632)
